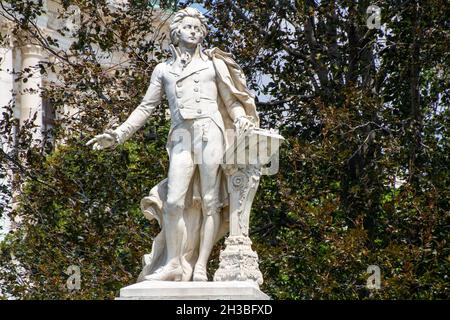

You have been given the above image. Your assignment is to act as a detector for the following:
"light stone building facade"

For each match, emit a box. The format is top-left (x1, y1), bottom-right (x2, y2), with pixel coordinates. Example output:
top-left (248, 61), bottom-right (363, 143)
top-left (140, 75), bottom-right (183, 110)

top-left (0, 0), bottom-right (170, 239)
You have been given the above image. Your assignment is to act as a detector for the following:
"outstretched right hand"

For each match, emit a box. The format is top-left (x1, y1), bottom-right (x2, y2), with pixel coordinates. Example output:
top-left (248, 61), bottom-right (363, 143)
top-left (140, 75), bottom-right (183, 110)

top-left (86, 132), bottom-right (116, 151)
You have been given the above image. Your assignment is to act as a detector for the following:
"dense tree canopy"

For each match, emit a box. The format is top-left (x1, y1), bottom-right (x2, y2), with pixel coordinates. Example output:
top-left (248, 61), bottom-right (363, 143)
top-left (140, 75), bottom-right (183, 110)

top-left (0, 0), bottom-right (448, 299)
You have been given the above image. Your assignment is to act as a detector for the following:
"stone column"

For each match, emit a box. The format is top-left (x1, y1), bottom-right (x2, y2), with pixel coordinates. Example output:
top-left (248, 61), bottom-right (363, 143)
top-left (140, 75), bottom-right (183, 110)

top-left (0, 46), bottom-right (14, 110)
top-left (213, 129), bottom-right (284, 285)
top-left (0, 21), bottom-right (15, 137)
top-left (20, 44), bottom-right (45, 143)
top-left (213, 164), bottom-right (264, 285)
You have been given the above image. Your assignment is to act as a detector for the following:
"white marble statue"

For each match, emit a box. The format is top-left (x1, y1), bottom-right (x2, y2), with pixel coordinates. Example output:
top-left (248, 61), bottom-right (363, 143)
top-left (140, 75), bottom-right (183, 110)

top-left (87, 7), bottom-right (260, 282)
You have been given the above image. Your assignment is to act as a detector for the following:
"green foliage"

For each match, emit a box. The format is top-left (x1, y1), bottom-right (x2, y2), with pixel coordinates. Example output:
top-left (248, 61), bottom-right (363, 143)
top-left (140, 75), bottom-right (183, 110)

top-left (204, 0), bottom-right (449, 299)
top-left (251, 137), bottom-right (448, 299)
top-left (0, 127), bottom-right (169, 299)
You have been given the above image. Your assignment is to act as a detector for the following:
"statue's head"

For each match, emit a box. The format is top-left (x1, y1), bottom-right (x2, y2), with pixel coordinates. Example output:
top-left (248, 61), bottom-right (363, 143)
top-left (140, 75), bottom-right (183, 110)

top-left (170, 7), bottom-right (208, 47)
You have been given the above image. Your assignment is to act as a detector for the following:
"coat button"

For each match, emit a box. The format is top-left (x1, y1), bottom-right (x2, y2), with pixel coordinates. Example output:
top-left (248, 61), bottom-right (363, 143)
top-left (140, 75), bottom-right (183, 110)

top-left (194, 87), bottom-right (199, 92)
top-left (176, 82), bottom-right (182, 87)
top-left (194, 78), bottom-right (199, 83)
top-left (197, 109), bottom-right (202, 114)
top-left (179, 105), bottom-right (184, 109)
top-left (196, 98), bottom-right (200, 102)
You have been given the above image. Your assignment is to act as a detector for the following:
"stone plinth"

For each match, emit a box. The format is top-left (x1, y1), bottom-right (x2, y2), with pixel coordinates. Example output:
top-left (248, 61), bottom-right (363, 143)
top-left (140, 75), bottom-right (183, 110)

top-left (116, 281), bottom-right (270, 300)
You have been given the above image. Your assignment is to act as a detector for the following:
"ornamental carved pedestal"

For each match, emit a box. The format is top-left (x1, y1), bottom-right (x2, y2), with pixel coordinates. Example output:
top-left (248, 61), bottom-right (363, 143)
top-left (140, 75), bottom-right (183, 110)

top-left (214, 128), bottom-right (284, 285)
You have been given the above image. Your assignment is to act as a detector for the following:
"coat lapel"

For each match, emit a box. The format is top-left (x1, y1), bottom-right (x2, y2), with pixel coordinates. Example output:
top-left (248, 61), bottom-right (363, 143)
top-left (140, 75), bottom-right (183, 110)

top-left (168, 44), bottom-right (210, 81)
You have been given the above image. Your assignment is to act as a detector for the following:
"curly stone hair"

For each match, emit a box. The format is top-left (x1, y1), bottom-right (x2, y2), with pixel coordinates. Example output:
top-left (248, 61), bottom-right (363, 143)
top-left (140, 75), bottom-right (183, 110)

top-left (170, 7), bottom-right (208, 45)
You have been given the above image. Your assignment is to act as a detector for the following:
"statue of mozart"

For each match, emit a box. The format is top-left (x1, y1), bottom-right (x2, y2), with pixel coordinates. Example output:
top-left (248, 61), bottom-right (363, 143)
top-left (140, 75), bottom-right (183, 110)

top-left (87, 7), bottom-right (259, 282)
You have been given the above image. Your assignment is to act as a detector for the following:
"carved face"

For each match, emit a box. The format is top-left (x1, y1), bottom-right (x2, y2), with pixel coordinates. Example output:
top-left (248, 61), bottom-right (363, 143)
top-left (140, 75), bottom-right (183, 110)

top-left (177, 16), bottom-right (203, 48)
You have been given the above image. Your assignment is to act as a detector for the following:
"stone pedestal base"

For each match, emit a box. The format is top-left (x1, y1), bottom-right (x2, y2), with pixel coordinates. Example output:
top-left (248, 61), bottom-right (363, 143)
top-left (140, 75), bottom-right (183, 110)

top-left (116, 281), bottom-right (270, 300)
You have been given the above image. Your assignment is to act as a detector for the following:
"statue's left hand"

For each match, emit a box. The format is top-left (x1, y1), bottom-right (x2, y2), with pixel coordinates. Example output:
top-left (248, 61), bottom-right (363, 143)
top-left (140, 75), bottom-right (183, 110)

top-left (234, 116), bottom-right (255, 135)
